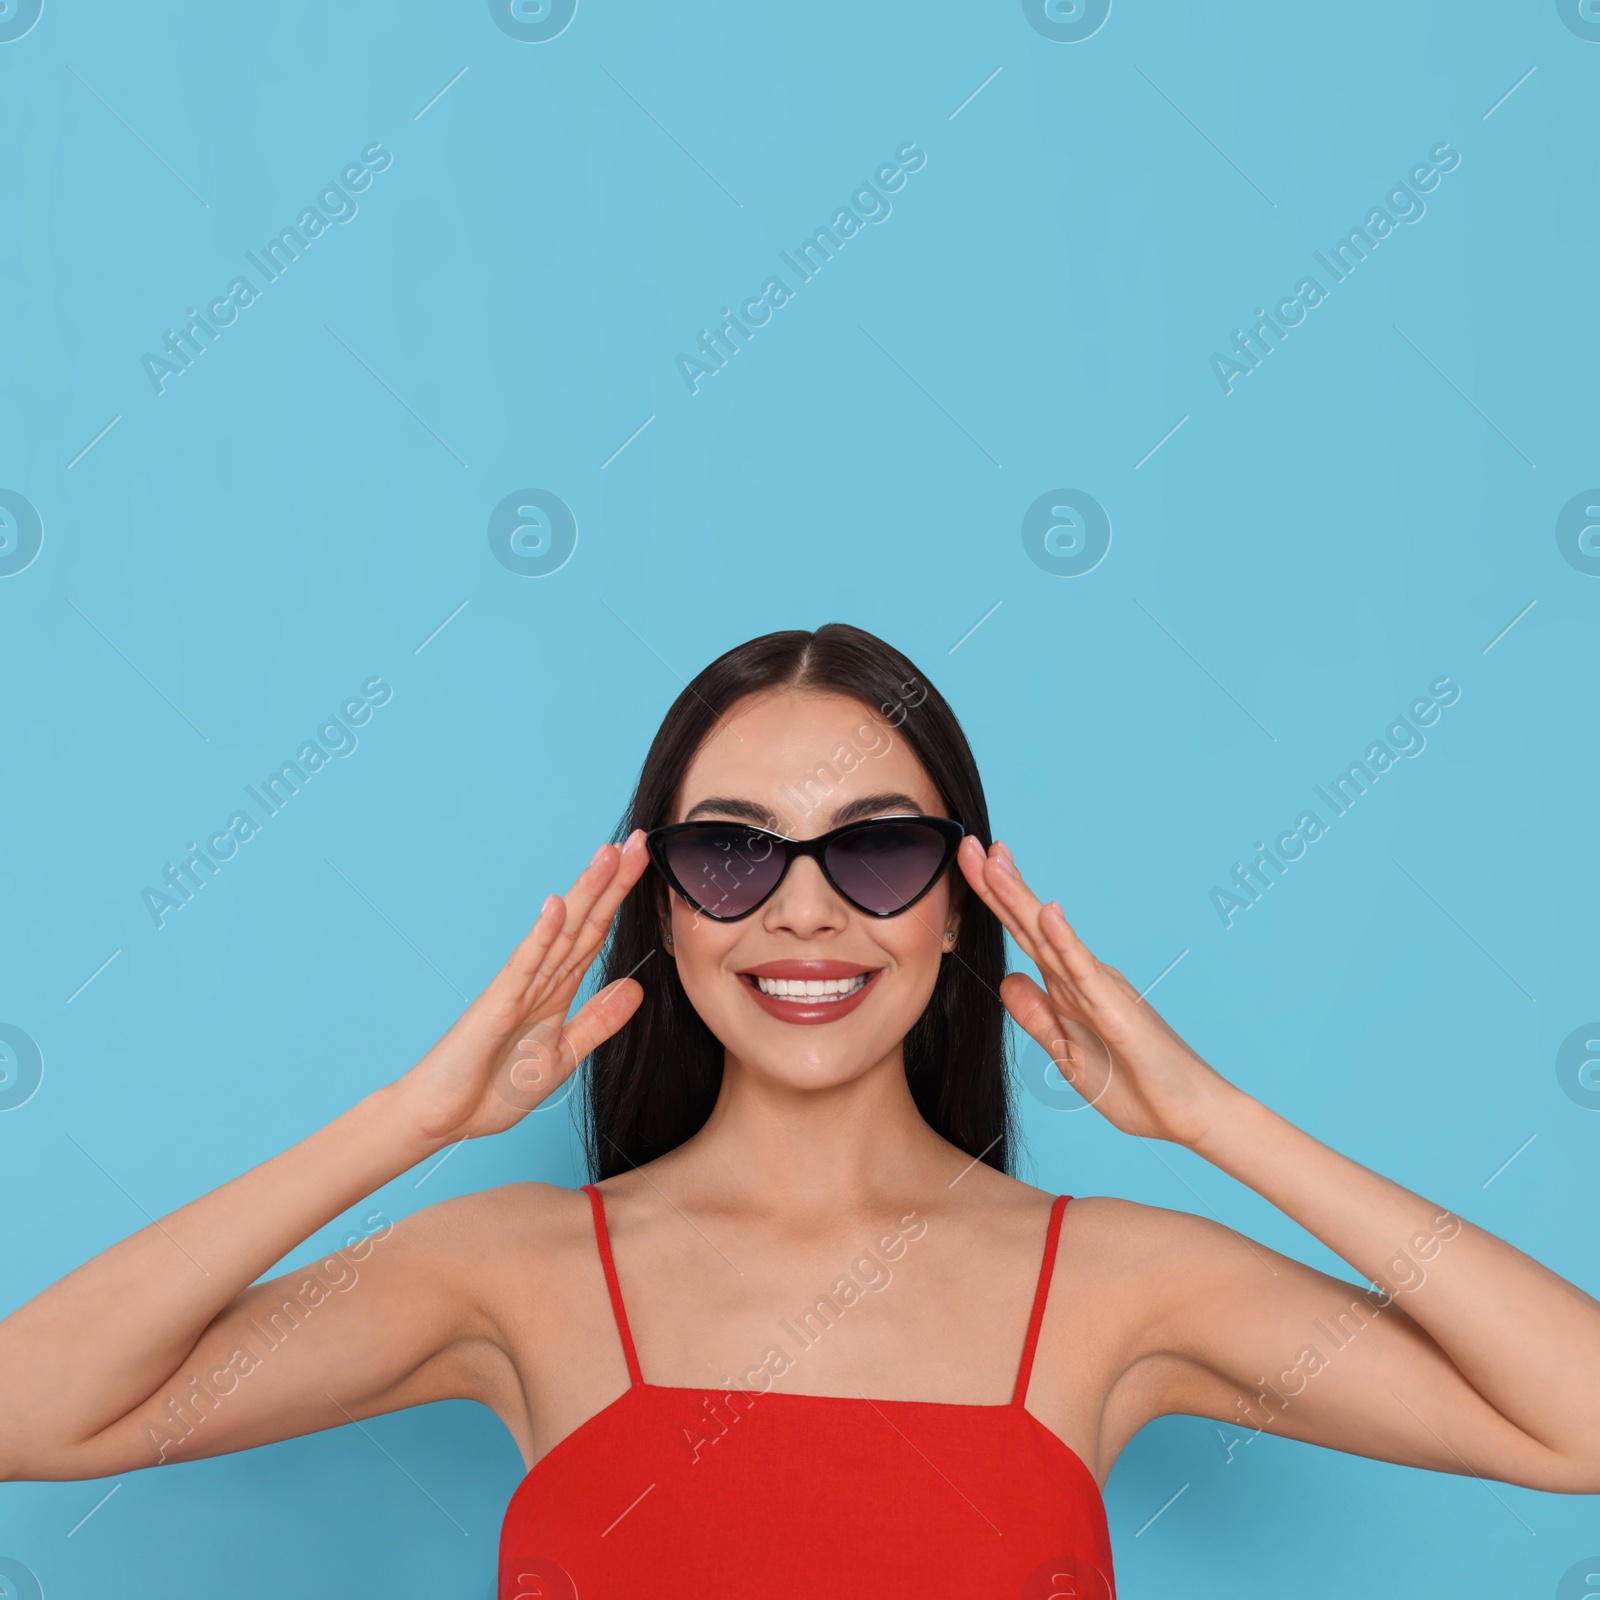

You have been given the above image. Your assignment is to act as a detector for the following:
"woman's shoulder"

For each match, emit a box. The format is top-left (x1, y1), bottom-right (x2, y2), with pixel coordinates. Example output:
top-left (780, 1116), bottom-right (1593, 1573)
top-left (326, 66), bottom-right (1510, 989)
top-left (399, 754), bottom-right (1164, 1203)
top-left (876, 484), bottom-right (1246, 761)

top-left (414, 1179), bottom-right (603, 1286)
top-left (417, 1176), bottom-right (589, 1224)
top-left (1039, 1191), bottom-right (1275, 1330)
top-left (466, 1176), bottom-right (599, 1226)
top-left (951, 1168), bottom-right (1219, 1267)
top-left (1055, 1192), bottom-right (1253, 1253)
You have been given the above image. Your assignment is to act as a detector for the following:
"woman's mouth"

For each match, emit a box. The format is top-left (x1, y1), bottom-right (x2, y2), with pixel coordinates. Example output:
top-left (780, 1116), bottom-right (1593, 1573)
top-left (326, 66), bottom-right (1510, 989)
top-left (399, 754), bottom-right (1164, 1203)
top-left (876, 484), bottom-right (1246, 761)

top-left (751, 973), bottom-right (868, 1001)
top-left (737, 962), bottom-right (881, 1025)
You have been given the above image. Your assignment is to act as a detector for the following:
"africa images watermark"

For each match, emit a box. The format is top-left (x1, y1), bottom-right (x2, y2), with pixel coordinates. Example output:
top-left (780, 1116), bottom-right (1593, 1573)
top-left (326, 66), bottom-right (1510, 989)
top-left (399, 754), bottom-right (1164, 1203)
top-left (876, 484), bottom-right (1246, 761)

top-left (1209, 675), bottom-right (1461, 928)
top-left (140, 676), bottom-right (393, 928)
top-left (141, 142), bottom-right (394, 395)
top-left (147, 1209), bottom-right (394, 1463)
top-left (1208, 142), bottom-right (1461, 395)
top-left (673, 142), bottom-right (928, 395)
top-left (1216, 1209), bottom-right (1463, 1460)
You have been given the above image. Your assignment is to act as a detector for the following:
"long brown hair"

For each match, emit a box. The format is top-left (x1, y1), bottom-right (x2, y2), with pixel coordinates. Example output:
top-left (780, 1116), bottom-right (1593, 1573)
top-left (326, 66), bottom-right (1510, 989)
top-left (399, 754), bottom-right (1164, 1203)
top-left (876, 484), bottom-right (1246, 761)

top-left (579, 623), bottom-right (1014, 1180)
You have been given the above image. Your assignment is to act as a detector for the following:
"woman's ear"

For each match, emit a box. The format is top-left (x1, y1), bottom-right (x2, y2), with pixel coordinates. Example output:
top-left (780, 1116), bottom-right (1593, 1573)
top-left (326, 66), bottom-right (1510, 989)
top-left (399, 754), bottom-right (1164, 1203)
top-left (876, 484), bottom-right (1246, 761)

top-left (656, 886), bottom-right (677, 951)
top-left (941, 863), bottom-right (971, 949)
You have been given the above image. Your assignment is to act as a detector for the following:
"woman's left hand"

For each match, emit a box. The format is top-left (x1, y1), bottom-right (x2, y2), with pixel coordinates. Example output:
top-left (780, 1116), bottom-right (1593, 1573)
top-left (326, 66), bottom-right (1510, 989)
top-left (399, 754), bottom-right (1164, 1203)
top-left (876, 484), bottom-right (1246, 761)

top-left (957, 836), bottom-right (1238, 1148)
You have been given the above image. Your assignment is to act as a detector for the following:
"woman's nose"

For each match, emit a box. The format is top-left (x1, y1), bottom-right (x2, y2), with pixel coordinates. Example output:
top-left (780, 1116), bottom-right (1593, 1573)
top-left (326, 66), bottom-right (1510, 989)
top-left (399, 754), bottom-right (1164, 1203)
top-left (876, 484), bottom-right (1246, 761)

top-left (761, 855), bottom-right (848, 936)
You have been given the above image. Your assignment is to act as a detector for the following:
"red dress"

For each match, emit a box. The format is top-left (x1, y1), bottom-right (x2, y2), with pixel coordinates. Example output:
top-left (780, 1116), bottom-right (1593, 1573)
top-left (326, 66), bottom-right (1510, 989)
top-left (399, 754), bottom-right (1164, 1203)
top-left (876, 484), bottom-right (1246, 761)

top-left (498, 1185), bottom-right (1116, 1598)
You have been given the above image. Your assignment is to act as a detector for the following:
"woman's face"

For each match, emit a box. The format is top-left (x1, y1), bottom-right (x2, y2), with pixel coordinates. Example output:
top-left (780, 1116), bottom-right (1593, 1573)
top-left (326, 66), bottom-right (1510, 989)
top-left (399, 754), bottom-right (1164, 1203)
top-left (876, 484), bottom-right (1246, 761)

top-left (664, 689), bottom-right (958, 1092)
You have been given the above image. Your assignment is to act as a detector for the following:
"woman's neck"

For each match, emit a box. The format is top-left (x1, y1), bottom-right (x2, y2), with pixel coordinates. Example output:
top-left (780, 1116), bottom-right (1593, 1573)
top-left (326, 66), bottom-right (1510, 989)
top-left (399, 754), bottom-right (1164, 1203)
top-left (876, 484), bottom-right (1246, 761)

top-left (662, 1045), bottom-right (967, 1216)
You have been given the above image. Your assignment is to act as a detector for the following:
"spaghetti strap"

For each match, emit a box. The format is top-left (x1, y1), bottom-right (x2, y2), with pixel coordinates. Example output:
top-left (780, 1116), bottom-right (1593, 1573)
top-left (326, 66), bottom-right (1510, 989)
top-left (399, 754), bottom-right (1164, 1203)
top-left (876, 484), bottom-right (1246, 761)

top-left (581, 1183), bottom-right (643, 1388)
top-left (1011, 1194), bottom-right (1071, 1407)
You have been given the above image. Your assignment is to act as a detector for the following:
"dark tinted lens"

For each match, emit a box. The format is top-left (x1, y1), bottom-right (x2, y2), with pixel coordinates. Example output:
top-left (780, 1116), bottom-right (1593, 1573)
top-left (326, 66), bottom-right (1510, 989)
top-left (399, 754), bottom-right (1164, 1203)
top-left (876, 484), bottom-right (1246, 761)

top-left (663, 825), bottom-right (784, 918)
top-left (824, 821), bottom-right (950, 914)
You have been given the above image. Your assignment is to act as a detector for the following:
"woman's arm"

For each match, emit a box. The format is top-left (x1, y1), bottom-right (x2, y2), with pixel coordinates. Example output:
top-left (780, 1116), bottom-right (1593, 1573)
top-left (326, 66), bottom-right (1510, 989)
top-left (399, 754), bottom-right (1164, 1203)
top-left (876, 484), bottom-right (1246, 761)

top-left (1169, 1093), bottom-right (1599, 1489)
top-left (3, 1092), bottom-right (454, 1479)
top-left (961, 836), bottom-right (1600, 1493)
top-left (0, 835), bottom-right (649, 1482)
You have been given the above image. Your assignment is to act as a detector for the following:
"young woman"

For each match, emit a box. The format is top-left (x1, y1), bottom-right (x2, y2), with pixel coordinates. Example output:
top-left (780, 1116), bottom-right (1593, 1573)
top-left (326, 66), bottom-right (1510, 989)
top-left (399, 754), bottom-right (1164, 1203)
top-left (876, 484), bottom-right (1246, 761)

top-left (2, 624), bottom-right (1596, 1599)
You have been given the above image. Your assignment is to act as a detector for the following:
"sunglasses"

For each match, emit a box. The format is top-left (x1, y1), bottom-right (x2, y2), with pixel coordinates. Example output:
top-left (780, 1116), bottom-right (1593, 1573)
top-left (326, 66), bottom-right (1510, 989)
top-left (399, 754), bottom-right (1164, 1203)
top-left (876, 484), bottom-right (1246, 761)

top-left (645, 815), bottom-right (966, 922)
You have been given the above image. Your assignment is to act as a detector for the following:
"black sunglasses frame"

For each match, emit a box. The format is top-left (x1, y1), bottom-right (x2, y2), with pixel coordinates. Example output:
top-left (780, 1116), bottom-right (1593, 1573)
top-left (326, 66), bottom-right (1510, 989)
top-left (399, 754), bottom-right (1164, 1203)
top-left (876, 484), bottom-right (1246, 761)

top-left (645, 815), bottom-right (967, 922)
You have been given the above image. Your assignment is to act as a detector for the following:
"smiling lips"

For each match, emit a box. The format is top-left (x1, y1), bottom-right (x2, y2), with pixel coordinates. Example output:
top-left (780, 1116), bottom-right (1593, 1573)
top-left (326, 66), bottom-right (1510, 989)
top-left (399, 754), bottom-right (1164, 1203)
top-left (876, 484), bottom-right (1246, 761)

top-left (737, 959), bottom-right (882, 1026)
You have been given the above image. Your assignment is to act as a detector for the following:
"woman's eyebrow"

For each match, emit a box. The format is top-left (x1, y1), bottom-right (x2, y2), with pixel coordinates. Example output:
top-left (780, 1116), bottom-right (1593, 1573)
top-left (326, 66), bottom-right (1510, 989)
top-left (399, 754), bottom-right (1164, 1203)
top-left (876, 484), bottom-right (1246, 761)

top-left (681, 796), bottom-right (777, 826)
top-left (829, 793), bottom-right (926, 825)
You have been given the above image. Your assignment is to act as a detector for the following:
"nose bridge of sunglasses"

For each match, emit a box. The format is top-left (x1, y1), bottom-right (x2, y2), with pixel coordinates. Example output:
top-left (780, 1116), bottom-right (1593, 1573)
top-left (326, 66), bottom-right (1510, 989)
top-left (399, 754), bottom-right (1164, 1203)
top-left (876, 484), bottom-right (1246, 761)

top-left (761, 839), bottom-right (838, 903)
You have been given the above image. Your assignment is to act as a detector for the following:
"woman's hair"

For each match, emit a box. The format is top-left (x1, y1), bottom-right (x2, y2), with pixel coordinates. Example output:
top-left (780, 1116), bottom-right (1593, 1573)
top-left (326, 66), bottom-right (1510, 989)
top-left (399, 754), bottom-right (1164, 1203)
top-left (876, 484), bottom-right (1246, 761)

top-left (579, 623), bottom-right (1015, 1180)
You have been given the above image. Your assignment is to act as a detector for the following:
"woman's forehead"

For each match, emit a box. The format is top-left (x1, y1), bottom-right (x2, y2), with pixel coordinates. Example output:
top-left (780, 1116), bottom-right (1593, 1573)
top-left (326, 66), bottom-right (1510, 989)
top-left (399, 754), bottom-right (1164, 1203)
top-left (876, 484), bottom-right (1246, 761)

top-left (674, 689), bottom-right (941, 821)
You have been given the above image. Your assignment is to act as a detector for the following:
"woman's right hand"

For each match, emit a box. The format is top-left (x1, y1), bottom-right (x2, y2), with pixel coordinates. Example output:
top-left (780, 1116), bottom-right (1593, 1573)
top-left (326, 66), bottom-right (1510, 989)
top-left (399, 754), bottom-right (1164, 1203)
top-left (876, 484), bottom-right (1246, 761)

top-left (386, 831), bottom-right (652, 1143)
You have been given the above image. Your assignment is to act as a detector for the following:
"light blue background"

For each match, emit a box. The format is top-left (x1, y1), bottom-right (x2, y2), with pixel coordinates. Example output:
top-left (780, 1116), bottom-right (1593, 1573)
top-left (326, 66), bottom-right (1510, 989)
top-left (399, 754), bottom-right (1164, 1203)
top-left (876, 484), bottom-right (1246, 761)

top-left (2, 2), bottom-right (1597, 1595)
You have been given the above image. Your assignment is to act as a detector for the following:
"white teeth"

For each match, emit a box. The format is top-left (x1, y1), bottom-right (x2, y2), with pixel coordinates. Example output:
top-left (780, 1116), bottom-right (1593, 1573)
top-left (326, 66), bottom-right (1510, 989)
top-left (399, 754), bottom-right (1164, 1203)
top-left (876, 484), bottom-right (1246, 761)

top-left (753, 974), bottom-right (868, 1000)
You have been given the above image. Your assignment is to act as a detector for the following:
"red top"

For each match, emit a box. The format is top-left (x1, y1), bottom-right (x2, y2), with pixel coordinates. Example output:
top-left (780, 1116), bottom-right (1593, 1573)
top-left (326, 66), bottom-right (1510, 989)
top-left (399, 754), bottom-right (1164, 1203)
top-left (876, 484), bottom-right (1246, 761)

top-left (498, 1185), bottom-right (1115, 1599)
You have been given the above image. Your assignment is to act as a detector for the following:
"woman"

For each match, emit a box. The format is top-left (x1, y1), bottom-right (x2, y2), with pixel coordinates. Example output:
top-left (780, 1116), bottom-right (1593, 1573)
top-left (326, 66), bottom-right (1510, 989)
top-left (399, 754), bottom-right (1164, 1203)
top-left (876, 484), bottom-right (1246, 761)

top-left (2, 624), bottom-right (1596, 1599)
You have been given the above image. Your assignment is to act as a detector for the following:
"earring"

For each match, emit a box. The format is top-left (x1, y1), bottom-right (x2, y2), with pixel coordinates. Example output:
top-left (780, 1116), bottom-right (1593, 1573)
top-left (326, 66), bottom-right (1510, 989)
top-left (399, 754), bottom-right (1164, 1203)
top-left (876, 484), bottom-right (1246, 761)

top-left (664, 931), bottom-right (674, 948)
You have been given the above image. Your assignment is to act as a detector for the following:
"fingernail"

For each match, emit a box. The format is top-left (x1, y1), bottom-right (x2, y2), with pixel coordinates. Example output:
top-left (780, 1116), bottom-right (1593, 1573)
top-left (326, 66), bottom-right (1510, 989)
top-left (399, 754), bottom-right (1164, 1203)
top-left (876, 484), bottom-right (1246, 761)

top-left (590, 843), bottom-right (609, 867)
top-left (991, 845), bottom-right (1018, 876)
top-left (541, 894), bottom-right (561, 917)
